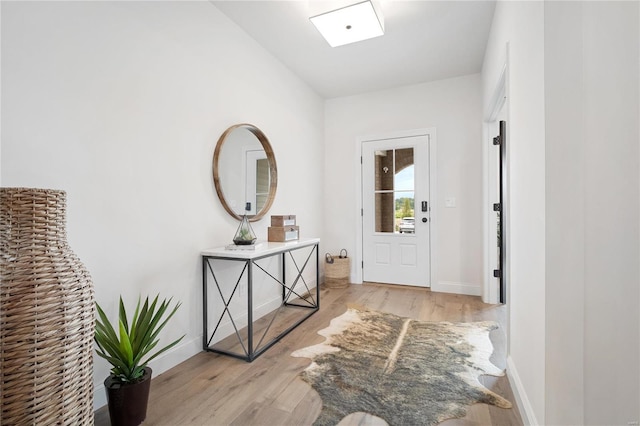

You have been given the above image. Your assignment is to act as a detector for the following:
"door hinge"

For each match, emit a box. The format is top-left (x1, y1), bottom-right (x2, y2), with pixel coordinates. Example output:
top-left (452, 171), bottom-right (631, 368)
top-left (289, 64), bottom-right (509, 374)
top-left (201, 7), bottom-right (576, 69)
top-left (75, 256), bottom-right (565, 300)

top-left (493, 135), bottom-right (501, 145)
top-left (361, 208), bottom-right (363, 216)
top-left (493, 269), bottom-right (501, 278)
top-left (361, 261), bottom-right (364, 269)
top-left (493, 203), bottom-right (501, 212)
top-left (360, 156), bottom-right (363, 164)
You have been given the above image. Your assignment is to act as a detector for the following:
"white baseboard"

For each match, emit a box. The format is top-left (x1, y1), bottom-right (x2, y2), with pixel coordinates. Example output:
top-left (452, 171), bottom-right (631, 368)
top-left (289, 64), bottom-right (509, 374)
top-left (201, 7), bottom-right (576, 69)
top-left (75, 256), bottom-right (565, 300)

top-left (506, 355), bottom-right (540, 426)
top-left (432, 280), bottom-right (481, 296)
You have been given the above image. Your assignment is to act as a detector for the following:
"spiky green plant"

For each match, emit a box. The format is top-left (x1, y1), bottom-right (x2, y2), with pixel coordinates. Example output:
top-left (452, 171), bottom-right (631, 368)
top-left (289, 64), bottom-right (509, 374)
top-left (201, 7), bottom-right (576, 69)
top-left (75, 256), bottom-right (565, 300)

top-left (95, 295), bottom-right (184, 383)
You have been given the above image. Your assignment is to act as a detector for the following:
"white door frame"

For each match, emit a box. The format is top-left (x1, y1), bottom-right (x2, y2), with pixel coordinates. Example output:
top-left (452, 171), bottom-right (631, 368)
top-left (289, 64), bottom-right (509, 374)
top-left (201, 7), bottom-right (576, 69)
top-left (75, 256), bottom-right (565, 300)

top-left (483, 65), bottom-right (506, 304)
top-left (483, 56), bottom-right (510, 304)
top-left (354, 128), bottom-right (437, 286)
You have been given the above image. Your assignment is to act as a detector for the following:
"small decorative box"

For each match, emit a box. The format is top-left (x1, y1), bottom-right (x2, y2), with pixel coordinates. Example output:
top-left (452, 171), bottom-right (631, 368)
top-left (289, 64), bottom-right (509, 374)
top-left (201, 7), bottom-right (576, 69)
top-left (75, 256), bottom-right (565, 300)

top-left (271, 215), bottom-right (296, 227)
top-left (268, 225), bottom-right (299, 242)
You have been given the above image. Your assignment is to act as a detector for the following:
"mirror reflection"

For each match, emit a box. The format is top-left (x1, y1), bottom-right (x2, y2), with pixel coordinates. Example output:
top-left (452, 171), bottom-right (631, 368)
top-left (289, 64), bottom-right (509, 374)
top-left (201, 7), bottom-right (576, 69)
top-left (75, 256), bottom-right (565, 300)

top-left (213, 124), bottom-right (277, 222)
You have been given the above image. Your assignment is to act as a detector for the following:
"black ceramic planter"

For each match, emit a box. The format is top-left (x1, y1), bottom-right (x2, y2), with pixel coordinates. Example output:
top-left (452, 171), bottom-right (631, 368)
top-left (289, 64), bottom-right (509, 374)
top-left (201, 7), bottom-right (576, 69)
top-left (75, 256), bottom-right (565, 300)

top-left (104, 367), bottom-right (152, 426)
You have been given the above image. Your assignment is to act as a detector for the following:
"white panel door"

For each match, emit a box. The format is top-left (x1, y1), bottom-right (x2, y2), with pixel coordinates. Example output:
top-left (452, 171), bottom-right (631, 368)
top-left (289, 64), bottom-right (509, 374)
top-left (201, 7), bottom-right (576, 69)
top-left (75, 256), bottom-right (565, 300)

top-left (362, 135), bottom-right (430, 287)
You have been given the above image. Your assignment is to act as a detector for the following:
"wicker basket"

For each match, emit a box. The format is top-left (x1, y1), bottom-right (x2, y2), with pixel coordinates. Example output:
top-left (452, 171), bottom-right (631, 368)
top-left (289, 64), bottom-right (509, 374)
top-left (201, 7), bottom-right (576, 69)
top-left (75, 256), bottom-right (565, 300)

top-left (324, 250), bottom-right (350, 288)
top-left (0, 188), bottom-right (95, 425)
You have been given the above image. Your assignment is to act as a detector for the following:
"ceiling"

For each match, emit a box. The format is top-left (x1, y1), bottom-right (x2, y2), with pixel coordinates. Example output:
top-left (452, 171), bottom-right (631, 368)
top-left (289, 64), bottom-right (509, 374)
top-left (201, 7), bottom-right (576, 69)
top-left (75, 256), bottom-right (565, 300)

top-left (211, 1), bottom-right (496, 99)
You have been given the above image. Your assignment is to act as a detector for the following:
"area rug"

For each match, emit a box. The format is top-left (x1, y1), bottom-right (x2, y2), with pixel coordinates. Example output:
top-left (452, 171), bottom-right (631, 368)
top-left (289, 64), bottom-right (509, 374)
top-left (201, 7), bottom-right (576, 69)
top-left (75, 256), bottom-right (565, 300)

top-left (291, 307), bottom-right (512, 426)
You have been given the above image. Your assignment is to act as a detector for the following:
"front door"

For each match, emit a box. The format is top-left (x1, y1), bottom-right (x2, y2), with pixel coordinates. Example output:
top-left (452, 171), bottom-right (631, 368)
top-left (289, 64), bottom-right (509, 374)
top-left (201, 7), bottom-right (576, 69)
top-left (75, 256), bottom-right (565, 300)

top-left (361, 135), bottom-right (430, 287)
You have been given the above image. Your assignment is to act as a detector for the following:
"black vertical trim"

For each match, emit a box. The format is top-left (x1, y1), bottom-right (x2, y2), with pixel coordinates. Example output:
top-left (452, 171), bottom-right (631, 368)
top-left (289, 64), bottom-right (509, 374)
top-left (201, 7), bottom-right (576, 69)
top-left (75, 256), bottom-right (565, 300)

top-left (281, 252), bottom-right (286, 300)
top-left (498, 120), bottom-right (507, 304)
top-left (202, 257), bottom-right (208, 350)
top-left (247, 259), bottom-right (253, 356)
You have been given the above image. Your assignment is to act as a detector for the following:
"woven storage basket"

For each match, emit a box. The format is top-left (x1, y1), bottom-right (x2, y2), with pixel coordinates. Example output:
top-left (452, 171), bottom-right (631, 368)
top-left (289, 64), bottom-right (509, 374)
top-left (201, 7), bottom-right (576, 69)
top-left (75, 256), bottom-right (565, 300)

top-left (0, 188), bottom-right (95, 425)
top-left (324, 250), bottom-right (350, 288)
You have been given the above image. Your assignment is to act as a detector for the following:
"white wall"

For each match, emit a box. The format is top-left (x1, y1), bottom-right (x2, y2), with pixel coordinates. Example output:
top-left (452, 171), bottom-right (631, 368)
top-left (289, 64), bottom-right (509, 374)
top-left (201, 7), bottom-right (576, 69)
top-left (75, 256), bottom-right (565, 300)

top-left (485, 1), bottom-right (640, 425)
top-left (324, 74), bottom-right (483, 295)
top-left (482, 1), bottom-right (546, 424)
top-left (581, 4), bottom-right (639, 423)
top-left (0, 3), bottom-right (2, 184)
top-left (544, 2), bottom-right (585, 423)
top-left (546, 2), bottom-right (640, 425)
top-left (1, 1), bottom-right (324, 409)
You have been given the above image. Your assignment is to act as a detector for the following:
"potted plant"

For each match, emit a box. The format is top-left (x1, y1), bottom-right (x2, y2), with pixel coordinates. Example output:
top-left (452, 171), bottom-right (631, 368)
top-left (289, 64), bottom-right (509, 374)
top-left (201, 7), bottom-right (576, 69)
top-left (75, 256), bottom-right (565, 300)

top-left (95, 295), bottom-right (184, 426)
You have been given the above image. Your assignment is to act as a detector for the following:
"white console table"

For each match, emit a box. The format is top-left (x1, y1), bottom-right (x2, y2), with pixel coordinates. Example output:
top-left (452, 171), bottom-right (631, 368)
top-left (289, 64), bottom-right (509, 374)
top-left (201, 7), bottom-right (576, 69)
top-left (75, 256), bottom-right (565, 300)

top-left (201, 238), bottom-right (320, 362)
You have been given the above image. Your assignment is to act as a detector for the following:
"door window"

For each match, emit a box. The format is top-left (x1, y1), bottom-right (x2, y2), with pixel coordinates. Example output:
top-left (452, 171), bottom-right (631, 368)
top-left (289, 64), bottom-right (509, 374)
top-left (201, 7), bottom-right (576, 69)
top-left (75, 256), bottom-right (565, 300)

top-left (373, 148), bottom-right (414, 233)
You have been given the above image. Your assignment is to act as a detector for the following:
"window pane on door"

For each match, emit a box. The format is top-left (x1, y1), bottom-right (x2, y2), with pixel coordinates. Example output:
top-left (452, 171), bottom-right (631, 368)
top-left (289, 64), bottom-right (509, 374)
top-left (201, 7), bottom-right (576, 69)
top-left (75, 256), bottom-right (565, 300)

top-left (375, 150), bottom-right (394, 191)
top-left (373, 147), bottom-right (415, 233)
top-left (394, 148), bottom-right (414, 233)
top-left (395, 196), bottom-right (415, 233)
top-left (375, 192), bottom-right (395, 232)
top-left (255, 158), bottom-right (269, 212)
top-left (394, 148), bottom-right (414, 191)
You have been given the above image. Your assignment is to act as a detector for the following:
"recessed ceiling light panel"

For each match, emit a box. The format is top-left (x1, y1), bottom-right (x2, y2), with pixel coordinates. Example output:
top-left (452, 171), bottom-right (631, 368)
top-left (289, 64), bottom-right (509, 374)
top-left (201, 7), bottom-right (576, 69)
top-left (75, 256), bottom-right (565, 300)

top-left (310, 0), bottom-right (384, 48)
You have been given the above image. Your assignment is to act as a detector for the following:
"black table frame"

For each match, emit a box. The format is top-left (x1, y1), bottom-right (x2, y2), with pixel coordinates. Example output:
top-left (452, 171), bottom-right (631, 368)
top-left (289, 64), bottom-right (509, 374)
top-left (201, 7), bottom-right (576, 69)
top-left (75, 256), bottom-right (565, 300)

top-left (202, 241), bottom-right (319, 362)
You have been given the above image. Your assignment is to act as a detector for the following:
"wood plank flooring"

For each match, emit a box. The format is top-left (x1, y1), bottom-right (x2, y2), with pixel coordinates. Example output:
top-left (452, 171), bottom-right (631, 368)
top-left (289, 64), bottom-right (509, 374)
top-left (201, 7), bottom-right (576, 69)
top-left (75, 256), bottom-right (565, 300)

top-left (95, 283), bottom-right (522, 426)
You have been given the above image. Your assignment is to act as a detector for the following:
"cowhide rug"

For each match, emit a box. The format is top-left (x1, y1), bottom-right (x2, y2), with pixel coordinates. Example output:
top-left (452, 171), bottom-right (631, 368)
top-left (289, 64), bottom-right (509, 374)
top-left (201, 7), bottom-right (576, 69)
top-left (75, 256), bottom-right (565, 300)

top-left (291, 307), bottom-right (512, 426)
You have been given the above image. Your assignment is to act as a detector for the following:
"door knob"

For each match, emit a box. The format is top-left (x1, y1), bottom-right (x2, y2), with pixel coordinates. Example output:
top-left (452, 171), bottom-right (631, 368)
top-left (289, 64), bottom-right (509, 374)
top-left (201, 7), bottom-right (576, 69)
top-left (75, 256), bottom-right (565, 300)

top-left (422, 217), bottom-right (428, 223)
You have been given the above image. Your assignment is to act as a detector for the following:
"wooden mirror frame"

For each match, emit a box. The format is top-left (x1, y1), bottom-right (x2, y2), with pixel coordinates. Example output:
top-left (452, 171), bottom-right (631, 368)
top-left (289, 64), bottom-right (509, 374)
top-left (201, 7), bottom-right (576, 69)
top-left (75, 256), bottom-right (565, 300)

top-left (213, 123), bottom-right (277, 222)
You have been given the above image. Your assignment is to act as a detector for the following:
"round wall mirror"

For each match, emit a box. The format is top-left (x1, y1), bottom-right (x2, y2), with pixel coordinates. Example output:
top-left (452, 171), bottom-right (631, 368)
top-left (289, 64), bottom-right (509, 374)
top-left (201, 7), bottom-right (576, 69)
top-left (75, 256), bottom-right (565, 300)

top-left (213, 123), bottom-right (277, 222)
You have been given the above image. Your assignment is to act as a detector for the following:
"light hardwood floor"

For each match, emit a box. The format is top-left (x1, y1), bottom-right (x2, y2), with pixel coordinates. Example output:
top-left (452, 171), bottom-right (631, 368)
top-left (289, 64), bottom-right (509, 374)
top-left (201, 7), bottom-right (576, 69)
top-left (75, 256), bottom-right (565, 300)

top-left (95, 283), bottom-right (523, 426)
